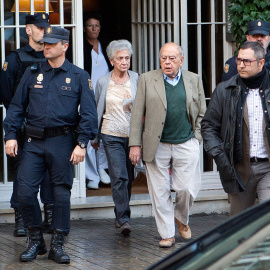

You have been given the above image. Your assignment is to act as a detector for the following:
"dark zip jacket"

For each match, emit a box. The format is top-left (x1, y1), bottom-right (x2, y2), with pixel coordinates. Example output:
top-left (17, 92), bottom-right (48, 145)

top-left (201, 70), bottom-right (270, 193)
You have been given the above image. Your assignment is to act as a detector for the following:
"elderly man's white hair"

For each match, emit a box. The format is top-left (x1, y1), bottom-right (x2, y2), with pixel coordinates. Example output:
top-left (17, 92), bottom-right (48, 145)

top-left (159, 42), bottom-right (184, 57)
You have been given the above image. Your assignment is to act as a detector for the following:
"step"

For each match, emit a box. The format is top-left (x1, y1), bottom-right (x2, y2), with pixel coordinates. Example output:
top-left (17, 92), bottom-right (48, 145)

top-left (0, 189), bottom-right (229, 223)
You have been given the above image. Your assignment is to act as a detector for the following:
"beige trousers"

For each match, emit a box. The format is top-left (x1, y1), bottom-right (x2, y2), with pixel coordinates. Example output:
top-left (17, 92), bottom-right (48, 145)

top-left (145, 137), bottom-right (201, 239)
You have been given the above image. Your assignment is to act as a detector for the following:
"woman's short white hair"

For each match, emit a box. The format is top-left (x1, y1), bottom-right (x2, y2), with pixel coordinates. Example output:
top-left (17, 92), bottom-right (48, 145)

top-left (106, 40), bottom-right (133, 59)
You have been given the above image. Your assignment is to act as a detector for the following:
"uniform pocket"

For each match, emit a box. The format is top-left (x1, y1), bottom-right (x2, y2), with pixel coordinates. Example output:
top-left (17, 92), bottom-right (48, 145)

top-left (60, 90), bottom-right (77, 98)
top-left (30, 88), bottom-right (44, 95)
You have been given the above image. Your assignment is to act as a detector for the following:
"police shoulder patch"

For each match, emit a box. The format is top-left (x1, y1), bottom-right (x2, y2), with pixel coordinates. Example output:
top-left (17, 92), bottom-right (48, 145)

top-left (30, 64), bottom-right (38, 72)
top-left (2, 62), bottom-right (8, 71)
top-left (224, 63), bottom-right (230, 73)
top-left (88, 79), bottom-right (93, 90)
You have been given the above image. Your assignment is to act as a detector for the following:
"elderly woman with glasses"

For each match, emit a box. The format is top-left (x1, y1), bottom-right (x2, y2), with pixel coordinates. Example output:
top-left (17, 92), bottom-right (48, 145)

top-left (91, 40), bottom-right (139, 236)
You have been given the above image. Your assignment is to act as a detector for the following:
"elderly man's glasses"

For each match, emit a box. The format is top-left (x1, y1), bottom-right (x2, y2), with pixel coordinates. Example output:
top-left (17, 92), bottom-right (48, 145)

top-left (235, 57), bottom-right (259, 66)
top-left (160, 55), bottom-right (177, 62)
top-left (85, 24), bottom-right (100, 29)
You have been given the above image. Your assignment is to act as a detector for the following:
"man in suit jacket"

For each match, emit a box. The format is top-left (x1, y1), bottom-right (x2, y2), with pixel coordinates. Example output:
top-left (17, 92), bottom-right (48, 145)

top-left (129, 42), bottom-right (206, 248)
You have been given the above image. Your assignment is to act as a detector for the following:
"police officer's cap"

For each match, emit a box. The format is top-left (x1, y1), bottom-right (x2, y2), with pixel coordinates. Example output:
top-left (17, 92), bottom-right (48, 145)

top-left (25, 13), bottom-right (49, 27)
top-left (248, 20), bottom-right (270, 36)
top-left (40, 26), bottom-right (70, 44)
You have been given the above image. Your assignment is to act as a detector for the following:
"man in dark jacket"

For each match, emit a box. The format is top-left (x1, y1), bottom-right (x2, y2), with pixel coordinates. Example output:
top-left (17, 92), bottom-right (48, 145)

top-left (222, 20), bottom-right (270, 81)
top-left (202, 41), bottom-right (270, 216)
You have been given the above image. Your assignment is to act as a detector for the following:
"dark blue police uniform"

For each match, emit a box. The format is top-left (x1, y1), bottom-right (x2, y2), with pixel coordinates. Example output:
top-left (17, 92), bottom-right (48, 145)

top-left (0, 44), bottom-right (53, 209)
top-left (0, 45), bottom-right (45, 109)
top-left (4, 58), bottom-right (98, 232)
top-left (4, 26), bottom-right (97, 264)
top-left (0, 14), bottom-right (53, 235)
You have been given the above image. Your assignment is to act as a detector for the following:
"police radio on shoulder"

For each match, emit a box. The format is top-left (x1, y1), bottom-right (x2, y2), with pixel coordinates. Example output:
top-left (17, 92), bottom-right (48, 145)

top-left (78, 142), bottom-right (87, 149)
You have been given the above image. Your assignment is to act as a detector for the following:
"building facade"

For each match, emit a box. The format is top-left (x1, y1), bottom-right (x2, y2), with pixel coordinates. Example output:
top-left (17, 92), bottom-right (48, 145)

top-left (0, 0), bottom-right (233, 201)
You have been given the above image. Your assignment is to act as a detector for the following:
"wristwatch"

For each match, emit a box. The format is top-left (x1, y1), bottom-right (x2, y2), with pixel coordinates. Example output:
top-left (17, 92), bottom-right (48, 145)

top-left (78, 142), bottom-right (87, 149)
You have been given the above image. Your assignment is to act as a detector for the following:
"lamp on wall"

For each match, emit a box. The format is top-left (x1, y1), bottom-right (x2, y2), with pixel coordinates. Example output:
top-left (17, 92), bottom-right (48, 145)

top-left (11, 0), bottom-right (54, 13)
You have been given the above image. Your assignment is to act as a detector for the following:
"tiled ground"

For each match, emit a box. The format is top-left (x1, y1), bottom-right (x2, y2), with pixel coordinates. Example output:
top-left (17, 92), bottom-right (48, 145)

top-left (0, 214), bottom-right (229, 270)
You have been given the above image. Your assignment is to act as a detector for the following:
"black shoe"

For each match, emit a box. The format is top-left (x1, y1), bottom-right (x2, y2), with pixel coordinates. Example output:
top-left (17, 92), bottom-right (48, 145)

top-left (48, 229), bottom-right (70, 264)
top-left (14, 208), bottom-right (27, 237)
top-left (20, 227), bottom-right (47, 262)
top-left (42, 204), bottom-right (53, 234)
top-left (115, 220), bottom-right (121, 228)
top-left (120, 222), bottom-right (131, 236)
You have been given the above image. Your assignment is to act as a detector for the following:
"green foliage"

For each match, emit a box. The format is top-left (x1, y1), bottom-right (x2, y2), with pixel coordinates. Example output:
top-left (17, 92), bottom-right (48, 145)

top-left (228, 0), bottom-right (270, 49)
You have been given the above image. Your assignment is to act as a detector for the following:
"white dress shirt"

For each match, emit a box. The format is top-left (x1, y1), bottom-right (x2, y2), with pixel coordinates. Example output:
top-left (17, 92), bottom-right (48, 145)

top-left (246, 88), bottom-right (268, 158)
top-left (91, 42), bottom-right (110, 92)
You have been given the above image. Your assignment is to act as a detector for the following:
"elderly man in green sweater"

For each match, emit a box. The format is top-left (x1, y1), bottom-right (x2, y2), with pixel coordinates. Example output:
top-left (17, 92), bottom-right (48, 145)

top-left (129, 42), bottom-right (206, 248)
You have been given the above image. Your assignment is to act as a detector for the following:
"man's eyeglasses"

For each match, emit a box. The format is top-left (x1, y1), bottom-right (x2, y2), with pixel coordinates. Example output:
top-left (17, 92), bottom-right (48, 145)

top-left (235, 57), bottom-right (260, 66)
top-left (160, 55), bottom-right (177, 62)
top-left (85, 24), bottom-right (100, 29)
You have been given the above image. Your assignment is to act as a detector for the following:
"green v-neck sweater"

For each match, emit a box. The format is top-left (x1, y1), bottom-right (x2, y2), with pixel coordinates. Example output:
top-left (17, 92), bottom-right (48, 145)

top-left (160, 77), bottom-right (194, 144)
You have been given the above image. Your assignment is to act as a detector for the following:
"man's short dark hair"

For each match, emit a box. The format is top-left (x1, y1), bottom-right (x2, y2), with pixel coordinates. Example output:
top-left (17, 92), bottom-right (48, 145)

top-left (240, 41), bottom-right (265, 60)
top-left (61, 40), bottom-right (69, 45)
top-left (83, 11), bottom-right (102, 26)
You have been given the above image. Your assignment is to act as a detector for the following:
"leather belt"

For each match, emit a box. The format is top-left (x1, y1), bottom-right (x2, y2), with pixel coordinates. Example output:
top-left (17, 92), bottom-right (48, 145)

top-left (250, 157), bottom-right (269, 163)
top-left (44, 126), bottom-right (74, 138)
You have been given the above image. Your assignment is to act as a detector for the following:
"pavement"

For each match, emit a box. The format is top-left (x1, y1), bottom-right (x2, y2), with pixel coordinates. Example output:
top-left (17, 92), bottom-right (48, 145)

top-left (0, 213), bottom-right (229, 270)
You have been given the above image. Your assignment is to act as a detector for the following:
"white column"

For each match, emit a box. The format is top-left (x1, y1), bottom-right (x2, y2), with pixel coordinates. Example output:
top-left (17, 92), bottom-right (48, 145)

top-left (180, 0), bottom-right (188, 70)
top-left (71, 0), bottom-right (86, 198)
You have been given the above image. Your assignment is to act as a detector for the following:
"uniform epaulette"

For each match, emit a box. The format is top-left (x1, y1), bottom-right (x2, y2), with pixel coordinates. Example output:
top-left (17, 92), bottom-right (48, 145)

top-left (30, 64), bottom-right (38, 72)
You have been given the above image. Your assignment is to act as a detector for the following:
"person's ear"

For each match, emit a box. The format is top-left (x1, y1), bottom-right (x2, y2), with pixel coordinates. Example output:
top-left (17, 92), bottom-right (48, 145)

top-left (63, 43), bottom-right (69, 52)
top-left (109, 58), bottom-right (114, 66)
top-left (26, 25), bottom-right (32, 36)
top-left (259, 58), bottom-right (265, 67)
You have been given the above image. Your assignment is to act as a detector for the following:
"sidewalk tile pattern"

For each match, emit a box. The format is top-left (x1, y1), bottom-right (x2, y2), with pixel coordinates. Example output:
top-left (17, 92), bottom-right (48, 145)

top-left (0, 214), bottom-right (229, 270)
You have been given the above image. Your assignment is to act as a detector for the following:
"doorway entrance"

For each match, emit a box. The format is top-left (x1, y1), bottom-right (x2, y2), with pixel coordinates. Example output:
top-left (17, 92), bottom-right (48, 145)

top-left (83, 0), bottom-right (131, 43)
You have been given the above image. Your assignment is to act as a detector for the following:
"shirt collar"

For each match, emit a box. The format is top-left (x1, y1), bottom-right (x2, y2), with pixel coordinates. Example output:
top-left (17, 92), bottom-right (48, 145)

top-left (163, 68), bottom-right (182, 81)
top-left (24, 44), bottom-right (36, 53)
top-left (44, 58), bottom-right (70, 72)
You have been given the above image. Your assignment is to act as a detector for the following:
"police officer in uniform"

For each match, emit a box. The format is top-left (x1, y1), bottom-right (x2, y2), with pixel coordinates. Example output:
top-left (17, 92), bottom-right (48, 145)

top-left (4, 26), bottom-right (98, 264)
top-left (222, 20), bottom-right (270, 81)
top-left (0, 13), bottom-right (54, 237)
